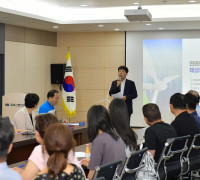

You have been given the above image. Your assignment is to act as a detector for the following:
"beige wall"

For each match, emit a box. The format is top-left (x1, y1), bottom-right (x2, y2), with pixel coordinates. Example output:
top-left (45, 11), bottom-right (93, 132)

top-left (5, 25), bottom-right (57, 118)
top-left (55, 32), bottom-right (125, 123)
top-left (5, 41), bottom-right (56, 112)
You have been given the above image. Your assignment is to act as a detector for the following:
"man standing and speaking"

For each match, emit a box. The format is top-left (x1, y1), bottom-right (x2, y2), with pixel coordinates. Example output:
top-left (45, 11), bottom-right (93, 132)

top-left (109, 66), bottom-right (138, 120)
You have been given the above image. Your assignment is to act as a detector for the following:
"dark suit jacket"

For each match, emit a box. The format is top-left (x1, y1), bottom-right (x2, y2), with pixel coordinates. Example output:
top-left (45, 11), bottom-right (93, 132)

top-left (109, 79), bottom-right (137, 115)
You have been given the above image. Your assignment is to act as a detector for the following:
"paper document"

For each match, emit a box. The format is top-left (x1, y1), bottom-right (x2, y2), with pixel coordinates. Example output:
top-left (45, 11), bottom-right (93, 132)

top-left (111, 92), bottom-right (123, 99)
top-left (62, 123), bottom-right (79, 126)
top-left (75, 152), bottom-right (85, 157)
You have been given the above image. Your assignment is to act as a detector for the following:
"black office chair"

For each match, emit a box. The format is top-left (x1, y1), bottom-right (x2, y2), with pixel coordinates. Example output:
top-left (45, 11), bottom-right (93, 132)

top-left (184, 134), bottom-right (200, 179)
top-left (0, 116), bottom-right (10, 122)
top-left (119, 147), bottom-right (148, 180)
top-left (156, 135), bottom-right (190, 180)
top-left (92, 160), bottom-right (122, 180)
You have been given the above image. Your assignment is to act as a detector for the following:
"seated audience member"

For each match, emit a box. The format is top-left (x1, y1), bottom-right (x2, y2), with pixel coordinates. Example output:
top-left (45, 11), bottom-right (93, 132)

top-left (170, 93), bottom-right (199, 138)
top-left (13, 93), bottom-right (39, 131)
top-left (81, 105), bottom-right (126, 180)
top-left (0, 118), bottom-right (22, 180)
top-left (142, 103), bottom-right (177, 163)
top-left (109, 99), bottom-right (138, 155)
top-left (34, 123), bottom-right (85, 180)
top-left (188, 90), bottom-right (200, 116)
top-left (39, 90), bottom-right (67, 123)
top-left (14, 113), bottom-right (84, 180)
top-left (39, 90), bottom-right (59, 114)
top-left (170, 93), bottom-right (199, 157)
top-left (184, 92), bottom-right (200, 131)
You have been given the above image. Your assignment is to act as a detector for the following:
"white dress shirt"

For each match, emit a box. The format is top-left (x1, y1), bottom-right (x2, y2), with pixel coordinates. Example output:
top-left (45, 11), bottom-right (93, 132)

top-left (120, 78), bottom-right (126, 96)
top-left (13, 106), bottom-right (36, 131)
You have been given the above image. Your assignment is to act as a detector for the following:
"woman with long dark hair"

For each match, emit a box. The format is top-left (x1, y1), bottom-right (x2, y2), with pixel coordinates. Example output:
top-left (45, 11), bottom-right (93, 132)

top-left (109, 99), bottom-right (138, 155)
top-left (34, 123), bottom-right (85, 179)
top-left (81, 105), bottom-right (126, 179)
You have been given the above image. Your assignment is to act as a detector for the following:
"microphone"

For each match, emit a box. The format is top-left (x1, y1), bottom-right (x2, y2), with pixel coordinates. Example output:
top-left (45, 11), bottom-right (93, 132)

top-left (118, 77), bottom-right (121, 89)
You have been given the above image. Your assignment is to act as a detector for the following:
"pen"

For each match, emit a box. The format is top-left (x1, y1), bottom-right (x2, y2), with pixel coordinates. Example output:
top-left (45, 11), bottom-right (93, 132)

top-left (19, 164), bottom-right (24, 168)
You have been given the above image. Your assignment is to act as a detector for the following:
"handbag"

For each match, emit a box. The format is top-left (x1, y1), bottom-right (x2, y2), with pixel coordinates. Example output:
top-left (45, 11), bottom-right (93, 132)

top-left (136, 151), bottom-right (157, 180)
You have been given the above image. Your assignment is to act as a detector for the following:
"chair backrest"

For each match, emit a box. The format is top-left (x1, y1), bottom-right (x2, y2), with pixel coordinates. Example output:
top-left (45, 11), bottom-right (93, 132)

top-left (92, 160), bottom-right (122, 180)
top-left (0, 116), bottom-right (10, 122)
top-left (186, 133), bottom-right (200, 172)
top-left (187, 133), bottom-right (200, 158)
top-left (120, 147), bottom-right (148, 180)
top-left (93, 178), bottom-right (105, 180)
top-left (156, 135), bottom-right (190, 180)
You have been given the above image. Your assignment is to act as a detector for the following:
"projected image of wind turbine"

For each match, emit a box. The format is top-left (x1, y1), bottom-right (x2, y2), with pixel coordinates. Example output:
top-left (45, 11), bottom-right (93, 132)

top-left (143, 48), bottom-right (180, 103)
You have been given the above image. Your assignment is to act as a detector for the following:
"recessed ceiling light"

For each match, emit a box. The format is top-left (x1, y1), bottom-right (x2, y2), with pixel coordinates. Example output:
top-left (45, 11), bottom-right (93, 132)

top-left (53, 25), bottom-right (59, 29)
top-left (114, 28), bottom-right (120, 31)
top-left (80, 4), bottom-right (88, 7)
top-left (98, 24), bottom-right (104, 27)
top-left (158, 27), bottom-right (164, 30)
top-left (146, 23), bottom-right (151, 26)
top-left (188, 0), bottom-right (196, 2)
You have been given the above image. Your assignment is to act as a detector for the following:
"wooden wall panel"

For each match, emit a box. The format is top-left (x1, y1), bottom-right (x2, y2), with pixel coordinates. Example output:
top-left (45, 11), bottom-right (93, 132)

top-left (73, 67), bottom-right (104, 90)
top-left (105, 46), bottom-right (125, 67)
top-left (5, 41), bottom-right (56, 111)
top-left (104, 32), bottom-right (125, 46)
top-left (25, 28), bottom-right (42, 45)
top-left (56, 31), bottom-right (125, 123)
top-left (57, 32), bottom-right (105, 47)
top-left (104, 89), bottom-right (113, 108)
top-left (76, 89), bottom-right (105, 111)
top-left (105, 68), bottom-right (121, 90)
top-left (41, 31), bottom-right (57, 46)
top-left (56, 47), bottom-right (105, 68)
top-left (5, 24), bottom-right (57, 47)
top-left (24, 44), bottom-right (56, 103)
top-left (5, 25), bottom-right (25, 43)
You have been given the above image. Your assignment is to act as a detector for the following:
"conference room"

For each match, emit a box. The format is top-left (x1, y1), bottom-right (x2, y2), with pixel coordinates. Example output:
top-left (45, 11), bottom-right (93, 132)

top-left (1, 0), bottom-right (200, 179)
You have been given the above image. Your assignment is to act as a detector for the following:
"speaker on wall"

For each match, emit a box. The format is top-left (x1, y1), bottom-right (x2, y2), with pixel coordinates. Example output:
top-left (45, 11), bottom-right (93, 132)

top-left (51, 64), bottom-right (65, 84)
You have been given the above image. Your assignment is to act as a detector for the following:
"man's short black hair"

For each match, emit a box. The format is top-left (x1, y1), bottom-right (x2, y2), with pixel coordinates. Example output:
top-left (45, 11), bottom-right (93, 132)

top-left (0, 118), bottom-right (14, 159)
top-left (142, 103), bottom-right (161, 122)
top-left (47, 90), bottom-right (59, 99)
top-left (25, 93), bottom-right (40, 108)
top-left (170, 93), bottom-right (186, 110)
top-left (184, 93), bottom-right (197, 110)
top-left (118, 66), bottom-right (129, 73)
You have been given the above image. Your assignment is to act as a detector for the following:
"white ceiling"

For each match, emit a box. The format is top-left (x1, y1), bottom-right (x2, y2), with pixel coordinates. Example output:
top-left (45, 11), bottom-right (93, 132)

top-left (0, 0), bottom-right (200, 32)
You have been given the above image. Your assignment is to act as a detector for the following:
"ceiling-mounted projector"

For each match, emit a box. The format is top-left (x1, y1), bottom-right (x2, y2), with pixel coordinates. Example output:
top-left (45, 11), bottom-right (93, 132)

top-left (124, 9), bottom-right (152, 21)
